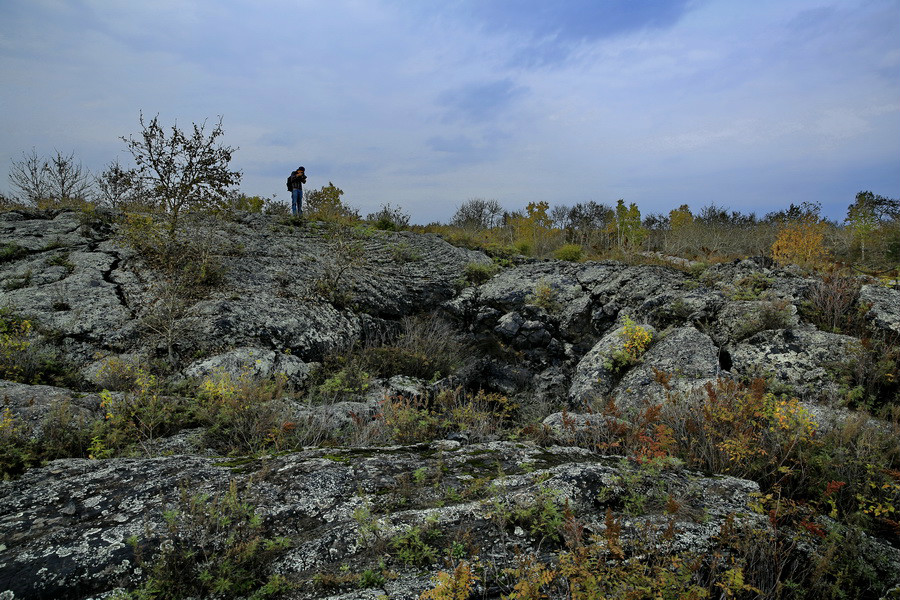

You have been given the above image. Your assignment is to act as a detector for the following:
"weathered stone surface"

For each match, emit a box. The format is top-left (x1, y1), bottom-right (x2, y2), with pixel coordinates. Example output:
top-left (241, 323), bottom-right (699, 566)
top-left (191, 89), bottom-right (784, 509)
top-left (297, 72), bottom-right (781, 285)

top-left (0, 380), bottom-right (103, 437)
top-left (860, 284), bottom-right (900, 334)
top-left (182, 346), bottom-right (315, 386)
top-left (0, 442), bottom-right (775, 600)
top-left (727, 326), bottom-right (858, 399)
top-left (613, 326), bottom-right (719, 412)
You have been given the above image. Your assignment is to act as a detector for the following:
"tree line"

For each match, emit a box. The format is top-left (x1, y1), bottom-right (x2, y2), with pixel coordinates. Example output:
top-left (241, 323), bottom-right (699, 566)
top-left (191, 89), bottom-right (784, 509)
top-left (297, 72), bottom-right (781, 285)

top-left (3, 114), bottom-right (897, 271)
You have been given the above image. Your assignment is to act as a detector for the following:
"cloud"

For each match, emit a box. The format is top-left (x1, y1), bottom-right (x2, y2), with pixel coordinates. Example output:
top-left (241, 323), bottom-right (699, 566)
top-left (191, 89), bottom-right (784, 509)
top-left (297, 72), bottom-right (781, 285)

top-left (450, 0), bottom-right (695, 66)
top-left (437, 79), bottom-right (527, 123)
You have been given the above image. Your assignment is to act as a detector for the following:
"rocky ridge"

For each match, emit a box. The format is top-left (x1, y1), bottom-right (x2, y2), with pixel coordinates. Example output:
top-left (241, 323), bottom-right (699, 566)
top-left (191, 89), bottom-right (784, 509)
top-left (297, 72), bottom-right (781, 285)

top-left (1, 209), bottom-right (899, 599)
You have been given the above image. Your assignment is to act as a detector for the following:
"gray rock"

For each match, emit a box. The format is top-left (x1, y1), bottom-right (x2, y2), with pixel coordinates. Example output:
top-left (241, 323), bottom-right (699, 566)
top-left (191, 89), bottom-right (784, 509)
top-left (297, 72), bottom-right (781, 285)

top-left (182, 346), bottom-right (314, 386)
top-left (613, 326), bottom-right (720, 412)
top-left (567, 321), bottom-right (659, 407)
top-left (727, 326), bottom-right (858, 400)
top-left (712, 299), bottom-right (799, 344)
top-left (860, 284), bottom-right (900, 334)
top-left (0, 442), bottom-right (779, 600)
top-left (0, 380), bottom-right (103, 437)
top-left (1, 211), bottom-right (488, 373)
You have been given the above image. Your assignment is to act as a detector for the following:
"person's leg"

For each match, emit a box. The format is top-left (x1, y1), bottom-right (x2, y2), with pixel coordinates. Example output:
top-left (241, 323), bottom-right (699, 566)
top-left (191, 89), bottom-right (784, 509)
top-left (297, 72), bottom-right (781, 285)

top-left (291, 189), bottom-right (301, 216)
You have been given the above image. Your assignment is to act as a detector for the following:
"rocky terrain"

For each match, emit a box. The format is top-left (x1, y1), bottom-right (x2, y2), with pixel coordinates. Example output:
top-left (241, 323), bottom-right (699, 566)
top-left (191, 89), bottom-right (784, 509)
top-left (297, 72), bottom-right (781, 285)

top-left (1, 208), bottom-right (899, 599)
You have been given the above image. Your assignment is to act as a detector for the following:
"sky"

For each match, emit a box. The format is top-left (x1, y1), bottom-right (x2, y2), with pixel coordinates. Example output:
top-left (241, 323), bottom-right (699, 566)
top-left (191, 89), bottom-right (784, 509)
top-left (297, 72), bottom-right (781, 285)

top-left (1, 0), bottom-right (899, 224)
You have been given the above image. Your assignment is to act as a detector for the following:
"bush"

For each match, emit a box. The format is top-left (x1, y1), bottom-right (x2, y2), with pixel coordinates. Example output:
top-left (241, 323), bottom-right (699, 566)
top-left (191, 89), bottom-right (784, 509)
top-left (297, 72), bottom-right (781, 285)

top-left (96, 369), bottom-right (193, 457)
top-left (125, 480), bottom-right (291, 599)
top-left (0, 243), bottom-right (28, 263)
top-left (553, 243), bottom-right (583, 262)
top-left (0, 307), bottom-right (75, 386)
top-left (462, 261), bottom-right (498, 286)
top-left (366, 203), bottom-right (410, 231)
top-left (304, 182), bottom-right (359, 223)
top-left (197, 368), bottom-right (294, 456)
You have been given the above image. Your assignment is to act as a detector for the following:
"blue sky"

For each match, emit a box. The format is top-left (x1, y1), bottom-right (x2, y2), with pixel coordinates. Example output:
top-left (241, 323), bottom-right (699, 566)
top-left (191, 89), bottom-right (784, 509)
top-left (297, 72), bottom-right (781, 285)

top-left (1, 0), bottom-right (898, 223)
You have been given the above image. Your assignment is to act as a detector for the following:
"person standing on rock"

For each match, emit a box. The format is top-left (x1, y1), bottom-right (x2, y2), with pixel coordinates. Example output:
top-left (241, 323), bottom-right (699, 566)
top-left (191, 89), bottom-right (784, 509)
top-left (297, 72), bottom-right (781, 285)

top-left (287, 166), bottom-right (307, 216)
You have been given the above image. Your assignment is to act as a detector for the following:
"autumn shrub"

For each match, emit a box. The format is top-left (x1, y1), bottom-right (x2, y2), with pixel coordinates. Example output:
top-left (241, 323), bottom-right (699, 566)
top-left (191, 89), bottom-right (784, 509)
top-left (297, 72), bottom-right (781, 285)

top-left (196, 368), bottom-right (295, 456)
top-left (434, 387), bottom-right (518, 440)
top-left (420, 560), bottom-right (479, 600)
top-left (827, 336), bottom-right (900, 410)
top-left (373, 395), bottom-right (442, 444)
top-left (96, 368), bottom-right (193, 457)
top-left (800, 269), bottom-right (863, 334)
top-left (771, 214), bottom-right (830, 268)
top-left (498, 509), bottom-right (755, 600)
top-left (124, 480), bottom-right (291, 600)
top-left (316, 312), bottom-right (469, 390)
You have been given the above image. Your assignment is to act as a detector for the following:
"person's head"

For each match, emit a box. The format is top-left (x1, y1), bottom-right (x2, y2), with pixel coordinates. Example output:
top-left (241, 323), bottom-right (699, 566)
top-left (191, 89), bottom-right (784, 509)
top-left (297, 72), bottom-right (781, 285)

top-left (297, 166), bottom-right (305, 174)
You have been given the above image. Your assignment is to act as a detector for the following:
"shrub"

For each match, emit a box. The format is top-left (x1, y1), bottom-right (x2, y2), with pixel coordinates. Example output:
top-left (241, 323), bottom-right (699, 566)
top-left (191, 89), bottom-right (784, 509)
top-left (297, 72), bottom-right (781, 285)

top-left (366, 203), bottom-right (410, 231)
top-left (462, 261), bottom-right (498, 286)
top-left (771, 214), bottom-right (829, 268)
top-left (389, 521), bottom-right (442, 566)
top-left (553, 243), bottom-right (583, 262)
top-left (801, 270), bottom-right (862, 334)
top-left (0, 408), bottom-right (34, 479)
top-left (0, 307), bottom-right (74, 386)
top-left (420, 560), bottom-right (479, 600)
top-left (125, 480), bottom-right (291, 599)
top-left (526, 279), bottom-right (559, 312)
top-left (603, 316), bottom-right (652, 374)
top-left (97, 369), bottom-right (192, 456)
top-left (197, 368), bottom-right (294, 456)
top-left (0, 308), bottom-right (33, 382)
top-left (494, 486), bottom-right (567, 545)
top-left (304, 182), bottom-right (360, 223)
top-left (732, 299), bottom-right (793, 341)
top-left (121, 113), bottom-right (242, 238)
top-left (0, 243), bottom-right (28, 263)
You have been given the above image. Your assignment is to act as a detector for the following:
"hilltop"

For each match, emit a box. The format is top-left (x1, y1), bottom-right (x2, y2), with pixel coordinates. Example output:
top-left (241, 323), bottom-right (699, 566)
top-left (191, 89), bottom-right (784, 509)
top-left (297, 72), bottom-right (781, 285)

top-left (1, 208), bottom-right (899, 599)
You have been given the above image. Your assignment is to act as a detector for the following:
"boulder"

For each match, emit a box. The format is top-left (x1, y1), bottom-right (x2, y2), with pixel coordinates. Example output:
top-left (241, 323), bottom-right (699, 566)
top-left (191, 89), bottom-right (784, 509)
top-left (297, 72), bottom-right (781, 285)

top-left (860, 284), bottom-right (900, 335)
top-left (727, 326), bottom-right (859, 400)
top-left (567, 321), bottom-right (658, 407)
top-left (612, 326), bottom-right (720, 412)
top-left (182, 346), bottom-right (315, 386)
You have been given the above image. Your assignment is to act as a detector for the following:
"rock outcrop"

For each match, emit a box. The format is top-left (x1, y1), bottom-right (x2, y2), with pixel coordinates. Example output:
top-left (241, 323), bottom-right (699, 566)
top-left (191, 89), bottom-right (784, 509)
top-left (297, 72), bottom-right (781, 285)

top-left (2, 209), bottom-right (899, 598)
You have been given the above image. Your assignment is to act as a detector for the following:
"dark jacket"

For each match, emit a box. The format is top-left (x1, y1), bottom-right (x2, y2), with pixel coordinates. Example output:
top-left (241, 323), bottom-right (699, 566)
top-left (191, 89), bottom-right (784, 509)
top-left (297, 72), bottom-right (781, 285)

top-left (287, 172), bottom-right (307, 191)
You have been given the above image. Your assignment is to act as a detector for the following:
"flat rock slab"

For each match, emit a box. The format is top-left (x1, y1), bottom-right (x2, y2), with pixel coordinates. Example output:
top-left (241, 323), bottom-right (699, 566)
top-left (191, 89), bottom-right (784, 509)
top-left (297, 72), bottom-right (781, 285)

top-left (1, 442), bottom-right (768, 600)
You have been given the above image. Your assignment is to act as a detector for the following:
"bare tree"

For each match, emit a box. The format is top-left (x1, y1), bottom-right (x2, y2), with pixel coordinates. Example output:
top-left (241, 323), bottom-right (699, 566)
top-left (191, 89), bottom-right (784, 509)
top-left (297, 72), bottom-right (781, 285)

top-left (8, 149), bottom-right (93, 206)
top-left (44, 150), bottom-right (93, 204)
top-left (8, 149), bottom-right (50, 205)
top-left (451, 198), bottom-right (503, 231)
top-left (122, 113), bottom-right (241, 237)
